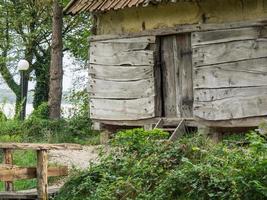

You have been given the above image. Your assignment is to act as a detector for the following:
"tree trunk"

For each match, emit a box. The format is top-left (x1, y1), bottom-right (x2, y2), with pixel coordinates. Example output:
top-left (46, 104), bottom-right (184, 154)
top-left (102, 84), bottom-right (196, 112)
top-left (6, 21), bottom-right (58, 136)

top-left (48, 0), bottom-right (63, 119)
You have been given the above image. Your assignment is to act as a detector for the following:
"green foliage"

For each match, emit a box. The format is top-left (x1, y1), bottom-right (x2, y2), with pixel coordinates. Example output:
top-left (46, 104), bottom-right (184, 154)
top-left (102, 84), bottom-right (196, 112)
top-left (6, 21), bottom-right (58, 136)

top-left (30, 102), bottom-right (49, 119)
top-left (0, 110), bottom-right (7, 122)
top-left (55, 129), bottom-right (267, 200)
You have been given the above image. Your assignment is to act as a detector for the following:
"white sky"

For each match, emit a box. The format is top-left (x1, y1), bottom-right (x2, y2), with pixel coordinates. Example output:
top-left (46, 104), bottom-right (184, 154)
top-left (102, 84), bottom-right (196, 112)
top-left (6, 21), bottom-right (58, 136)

top-left (0, 53), bottom-right (86, 92)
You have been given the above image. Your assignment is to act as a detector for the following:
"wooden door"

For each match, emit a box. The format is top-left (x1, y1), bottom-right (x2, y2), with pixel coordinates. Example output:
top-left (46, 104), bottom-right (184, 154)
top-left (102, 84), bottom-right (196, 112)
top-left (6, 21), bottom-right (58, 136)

top-left (160, 34), bottom-right (193, 118)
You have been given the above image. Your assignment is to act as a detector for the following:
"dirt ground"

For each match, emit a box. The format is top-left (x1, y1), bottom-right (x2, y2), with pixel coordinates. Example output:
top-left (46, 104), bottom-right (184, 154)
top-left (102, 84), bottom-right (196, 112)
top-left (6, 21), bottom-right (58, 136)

top-left (48, 145), bottom-right (102, 170)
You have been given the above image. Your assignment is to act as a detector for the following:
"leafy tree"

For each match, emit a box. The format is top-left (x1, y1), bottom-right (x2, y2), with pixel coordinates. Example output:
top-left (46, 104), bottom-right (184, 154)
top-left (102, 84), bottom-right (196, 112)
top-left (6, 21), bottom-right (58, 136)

top-left (0, 0), bottom-right (91, 116)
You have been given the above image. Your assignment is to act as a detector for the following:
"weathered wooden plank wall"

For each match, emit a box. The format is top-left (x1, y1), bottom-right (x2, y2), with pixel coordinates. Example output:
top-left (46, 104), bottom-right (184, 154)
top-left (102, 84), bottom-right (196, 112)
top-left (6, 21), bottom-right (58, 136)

top-left (89, 36), bottom-right (157, 120)
top-left (192, 26), bottom-right (267, 120)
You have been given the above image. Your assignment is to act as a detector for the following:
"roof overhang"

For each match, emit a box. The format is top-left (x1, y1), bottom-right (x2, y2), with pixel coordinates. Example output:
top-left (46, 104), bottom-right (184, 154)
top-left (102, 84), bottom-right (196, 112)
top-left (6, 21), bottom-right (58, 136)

top-left (64, 0), bottom-right (180, 15)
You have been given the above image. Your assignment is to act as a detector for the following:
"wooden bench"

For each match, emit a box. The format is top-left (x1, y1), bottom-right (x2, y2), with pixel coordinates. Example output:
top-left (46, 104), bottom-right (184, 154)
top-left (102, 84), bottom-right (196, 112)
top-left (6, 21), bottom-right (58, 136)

top-left (0, 143), bottom-right (82, 200)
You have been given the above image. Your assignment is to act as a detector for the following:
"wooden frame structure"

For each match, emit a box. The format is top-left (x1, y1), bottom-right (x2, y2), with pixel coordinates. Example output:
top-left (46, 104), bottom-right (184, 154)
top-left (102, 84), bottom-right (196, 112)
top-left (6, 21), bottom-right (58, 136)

top-left (65, 0), bottom-right (267, 135)
top-left (0, 143), bottom-right (82, 200)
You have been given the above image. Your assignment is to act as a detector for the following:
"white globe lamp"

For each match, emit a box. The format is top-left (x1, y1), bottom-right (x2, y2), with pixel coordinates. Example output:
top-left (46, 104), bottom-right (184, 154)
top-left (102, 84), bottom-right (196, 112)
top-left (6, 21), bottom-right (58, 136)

top-left (18, 59), bottom-right (30, 120)
top-left (18, 59), bottom-right (29, 71)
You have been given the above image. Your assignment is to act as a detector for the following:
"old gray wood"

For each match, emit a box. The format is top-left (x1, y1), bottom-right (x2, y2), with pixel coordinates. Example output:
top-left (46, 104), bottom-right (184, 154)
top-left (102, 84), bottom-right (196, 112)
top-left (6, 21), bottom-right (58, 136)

top-left (88, 64), bottom-right (153, 81)
top-left (89, 19), bottom-right (267, 42)
top-left (192, 39), bottom-right (267, 67)
top-left (161, 35), bottom-right (179, 117)
top-left (161, 34), bottom-right (193, 118)
top-left (194, 57), bottom-right (267, 88)
top-left (90, 96), bottom-right (155, 120)
top-left (177, 34), bottom-right (193, 118)
top-left (90, 42), bottom-right (150, 56)
top-left (194, 94), bottom-right (267, 120)
top-left (192, 26), bottom-right (267, 46)
top-left (90, 50), bottom-right (154, 66)
top-left (195, 86), bottom-right (267, 102)
top-left (88, 78), bottom-right (155, 99)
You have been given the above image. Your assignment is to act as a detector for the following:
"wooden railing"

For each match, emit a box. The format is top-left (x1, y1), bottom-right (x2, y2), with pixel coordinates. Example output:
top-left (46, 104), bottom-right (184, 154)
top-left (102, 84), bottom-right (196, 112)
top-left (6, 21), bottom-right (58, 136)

top-left (0, 143), bottom-right (82, 200)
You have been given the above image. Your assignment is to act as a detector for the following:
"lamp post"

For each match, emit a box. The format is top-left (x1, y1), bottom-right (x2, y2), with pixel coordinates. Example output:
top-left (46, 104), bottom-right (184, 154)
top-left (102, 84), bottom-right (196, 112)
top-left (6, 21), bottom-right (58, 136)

top-left (18, 59), bottom-right (29, 120)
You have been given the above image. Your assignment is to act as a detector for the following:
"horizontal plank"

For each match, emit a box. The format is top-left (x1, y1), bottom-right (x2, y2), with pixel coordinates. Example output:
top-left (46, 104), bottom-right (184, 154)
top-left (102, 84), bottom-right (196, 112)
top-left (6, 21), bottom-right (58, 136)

top-left (196, 116), bottom-right (267, 127)
top-left (0, 166), bottom-right (68, 181)
top-left (90, 42), bottom-right (150, 56)
top-left (193, 39), bottom-right (267, 67)
top-left (0, 186), bottom-right (60, 199)
top-left (90, 96), bottom-right (155, 120)
top-left (89, 64), bottom-right (153, 81)
top-left (88, 78), bottom-right (154, 99)
top-left (89, 19), bottom-right (267, 42)
top-left (192, 26), bottom-right (267, 46)
top-left (195, 86), bottom-right (267, 102)
top-left (194, 58), bottom-right (267, 88)
top-left (0, 143), bottom-right (82, 150)
top-left (90, 50), bottom-right (154, 66)
top-left (194, 94), bottom-right (267, 120)
top-left (93, 117), bottom-right (198, 127)
top-left (97, 36), bottom-right (156, 44)
top-left (93, 116), bottom-right (267, 128)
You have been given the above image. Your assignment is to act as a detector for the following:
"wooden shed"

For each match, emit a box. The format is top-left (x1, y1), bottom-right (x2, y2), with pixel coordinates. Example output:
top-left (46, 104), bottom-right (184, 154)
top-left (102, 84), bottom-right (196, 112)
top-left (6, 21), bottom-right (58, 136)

top-left (65, 0), bottom-right (267, 134)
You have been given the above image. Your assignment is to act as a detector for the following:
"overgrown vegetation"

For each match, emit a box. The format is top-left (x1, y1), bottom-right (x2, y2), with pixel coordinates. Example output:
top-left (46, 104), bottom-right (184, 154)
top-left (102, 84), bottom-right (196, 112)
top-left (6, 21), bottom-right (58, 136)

top-left (0, 89), bottom-right (98, 145)
top-left (0, 89), bottom-right (98, 191)
top-left (55, 128), bottom-right (267, 200)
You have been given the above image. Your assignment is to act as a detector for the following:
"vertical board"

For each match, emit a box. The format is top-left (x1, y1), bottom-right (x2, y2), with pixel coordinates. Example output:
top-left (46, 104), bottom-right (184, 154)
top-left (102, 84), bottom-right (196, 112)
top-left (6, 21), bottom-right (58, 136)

top-left (160, 34), bottom-right (193, 118)
top-left (192, 26), bottom-right (267, 121)
top-left (88, 36), bottom-right (158, 120)
top-left (161, 35), bottom-right (179, 117)
top-left (176, 34), bottom-right (193, 118)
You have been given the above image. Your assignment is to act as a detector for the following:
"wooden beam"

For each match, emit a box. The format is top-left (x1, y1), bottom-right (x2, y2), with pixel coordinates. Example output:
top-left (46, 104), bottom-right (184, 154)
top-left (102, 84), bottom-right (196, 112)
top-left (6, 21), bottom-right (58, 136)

top-left (37, 150), bottom-right (48, 200)
top-left (93, 117), bottom-right (198, 127)
top-left (169, 119), bottom-right (186, 141)
top-left (94, 116), bottom-right (267, 128)
top-left (0, 143), bottom-right (82, 150)
top-left (0, 166), bottom-right (68, 181)
top-left (3, 149), bottom-right (13, 192)
top-left (89, 19), bottom-right (267, 42)
top-left (0, 186), bottom-right (60, 200)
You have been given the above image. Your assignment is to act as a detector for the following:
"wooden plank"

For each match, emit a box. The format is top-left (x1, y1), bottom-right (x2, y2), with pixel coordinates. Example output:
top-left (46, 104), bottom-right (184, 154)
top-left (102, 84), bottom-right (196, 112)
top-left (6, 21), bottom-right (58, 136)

top-left (93, 116), bottom-right (267, 128)
top-left (0, 143), bottom-right (82, 150)
top-left (169, 119), bottom-right (186, 141)
top-left (88, 78), bottom-right (154, 99)
top-left (0, 186), bottom-right (60, 200)
top-left (0, 166), bottom-right (68, 181)
top-left (192, 26), bottom-right (267, 46)
top-left (89, 64), bottom-right (153, 81)
top-left (195, 86), bottom-right (267, 102)
top-left (37, 150), bottom-right (48, 200)
top-left (194, 94), bottom-right (267, 120)
top-left (90, 96), bottom-right (155, 120)
top-left (192, 39), bottom-right (267, 67)
top-left (93, 117), bottom-right (198, 127)
top-left (97, 36), bottom-right (156, 44)
top-left (3, 149), bottom-right (13, 192)
top-left (176, 34), bottom-right (193, 118)
top-left (89, 19), bottom-right (267, 42)
top-left (194, 58), bottom-right (267, 89)
top-left (153, 38), bottom-right (162, 117)
top-left (90, 41), bottom-right (150, 56)
top-left (161, 35), bottom-right (178, 117)
top-left (90, 50), bottom-right (154, 66)
top-left (198, 116), bottom-right (267, 127)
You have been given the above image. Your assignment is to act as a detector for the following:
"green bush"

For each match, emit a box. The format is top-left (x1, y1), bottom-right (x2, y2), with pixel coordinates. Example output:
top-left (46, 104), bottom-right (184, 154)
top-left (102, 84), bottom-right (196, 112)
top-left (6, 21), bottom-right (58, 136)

top-left (55, 129), bottom-right (267, 200)
top-left (0, 101), bottom-right (98, 145)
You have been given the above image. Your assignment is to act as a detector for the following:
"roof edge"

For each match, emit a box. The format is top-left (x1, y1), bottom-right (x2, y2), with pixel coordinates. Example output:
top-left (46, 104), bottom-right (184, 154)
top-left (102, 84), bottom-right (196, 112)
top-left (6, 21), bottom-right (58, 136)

top-left (63, 0), bottom-right (77, 14)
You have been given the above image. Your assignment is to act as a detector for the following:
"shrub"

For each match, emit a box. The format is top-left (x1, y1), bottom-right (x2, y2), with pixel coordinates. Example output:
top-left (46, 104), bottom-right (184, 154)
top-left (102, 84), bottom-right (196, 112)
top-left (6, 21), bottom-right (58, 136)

top-left (55, 129), bottom-right (267, 200)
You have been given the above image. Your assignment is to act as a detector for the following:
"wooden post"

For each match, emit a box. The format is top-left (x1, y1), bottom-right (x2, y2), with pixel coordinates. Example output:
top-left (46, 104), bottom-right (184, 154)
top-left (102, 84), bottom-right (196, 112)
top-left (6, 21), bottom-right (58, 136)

top-left (37, 150), bottom-right (48, 200)
top-left (3, 149), bottom-right (13, 191)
